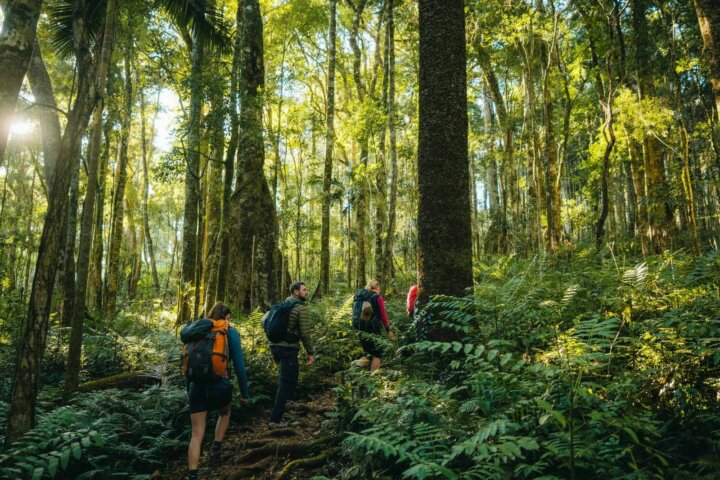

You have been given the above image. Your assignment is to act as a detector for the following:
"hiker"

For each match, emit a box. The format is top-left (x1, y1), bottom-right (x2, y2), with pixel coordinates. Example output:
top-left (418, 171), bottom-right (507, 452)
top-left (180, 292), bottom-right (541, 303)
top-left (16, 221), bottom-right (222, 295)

top-left (406, 284), bottom-right (418, 319)
top-left (262, 282), bottom-right (315, 427)
top-left (181, 302), bottom-right (250, 480)
top-left (352, 279), bottom-right (395, 371)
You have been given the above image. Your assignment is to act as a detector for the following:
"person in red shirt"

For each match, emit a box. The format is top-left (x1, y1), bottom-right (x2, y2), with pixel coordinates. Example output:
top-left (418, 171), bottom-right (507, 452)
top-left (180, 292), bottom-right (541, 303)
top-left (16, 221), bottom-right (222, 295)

top-left (406, 284), bottom-right (418, 318)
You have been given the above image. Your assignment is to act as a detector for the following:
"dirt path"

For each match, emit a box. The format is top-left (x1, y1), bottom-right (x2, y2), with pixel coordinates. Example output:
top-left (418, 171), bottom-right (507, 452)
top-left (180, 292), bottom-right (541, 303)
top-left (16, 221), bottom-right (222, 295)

top-left (156, 391), bottom-right (339, 480)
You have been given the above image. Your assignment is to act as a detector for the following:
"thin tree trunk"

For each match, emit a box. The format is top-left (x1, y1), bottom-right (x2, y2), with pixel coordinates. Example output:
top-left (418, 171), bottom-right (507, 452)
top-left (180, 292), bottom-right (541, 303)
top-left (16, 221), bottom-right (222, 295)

top-left (384, 0), bottom-right (398, 284)
top-left (60, 159), bottom-right (80, 327)
top-left (0, 0), bottom-right (43, 166)
top-left (105, 48), bottom-right (133, 316)
top-left (417, 0), bottom-right (473, 336)
top-left (318, 0), bottom-right (336, 298)
top-left (595, 67), bottom-right (616, 249)
top-left (140, 87), bottom-right (160, 291)
top-left (91, 125), bottom-right (111, 309)
top-left (202, 103), bottom-right (224, 312)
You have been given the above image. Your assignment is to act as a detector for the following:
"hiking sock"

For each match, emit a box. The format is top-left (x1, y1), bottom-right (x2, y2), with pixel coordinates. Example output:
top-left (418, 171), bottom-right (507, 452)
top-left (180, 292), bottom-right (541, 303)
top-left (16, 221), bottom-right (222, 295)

top-left (187, 469), bottom-right (198, 480)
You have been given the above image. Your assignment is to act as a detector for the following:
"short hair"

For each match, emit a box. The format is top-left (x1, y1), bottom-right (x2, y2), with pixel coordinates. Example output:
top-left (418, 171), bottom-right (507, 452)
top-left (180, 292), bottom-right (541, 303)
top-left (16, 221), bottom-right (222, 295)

top-left (366, 279), bottom-right (380, 290)
top-left (289, 282), bottom-right (306, 295)
top-left (207, 301), bottom-right (231, 320)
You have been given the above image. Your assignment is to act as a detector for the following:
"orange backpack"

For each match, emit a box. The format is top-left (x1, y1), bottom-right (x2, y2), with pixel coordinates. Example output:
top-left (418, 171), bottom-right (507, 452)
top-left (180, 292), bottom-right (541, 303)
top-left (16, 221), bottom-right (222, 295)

top-left (182, 319), bottom-right (230, 382)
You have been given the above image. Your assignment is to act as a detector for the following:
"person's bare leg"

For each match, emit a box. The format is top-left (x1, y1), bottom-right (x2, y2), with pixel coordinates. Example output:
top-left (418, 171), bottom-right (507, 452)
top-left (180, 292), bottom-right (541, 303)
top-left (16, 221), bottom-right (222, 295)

top-left (188, 412), bottom-right (207, 470)
top-left (370, 357), bottom-right (382, 371)
top-left (214, 403), bottom-right (232, 442)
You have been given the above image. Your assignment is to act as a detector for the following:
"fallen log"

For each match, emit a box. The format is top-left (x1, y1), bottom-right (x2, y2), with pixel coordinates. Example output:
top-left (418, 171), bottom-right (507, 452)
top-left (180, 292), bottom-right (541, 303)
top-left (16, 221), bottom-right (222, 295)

top-left (79, 371), bottom-right (160, 392)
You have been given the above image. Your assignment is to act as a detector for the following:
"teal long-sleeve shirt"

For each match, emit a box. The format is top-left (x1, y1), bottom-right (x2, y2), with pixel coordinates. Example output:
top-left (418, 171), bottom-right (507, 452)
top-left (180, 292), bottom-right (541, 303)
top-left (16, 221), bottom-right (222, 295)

top-left (227, 325), bottom-right (250, 399)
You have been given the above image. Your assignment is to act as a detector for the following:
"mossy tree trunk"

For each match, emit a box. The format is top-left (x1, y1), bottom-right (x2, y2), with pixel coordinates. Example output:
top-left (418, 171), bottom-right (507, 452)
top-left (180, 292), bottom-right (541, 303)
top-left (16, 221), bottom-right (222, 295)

top-left (227, 0), bottom-right (277, 311)
top-left (417, 0), bottom-right (473, 339)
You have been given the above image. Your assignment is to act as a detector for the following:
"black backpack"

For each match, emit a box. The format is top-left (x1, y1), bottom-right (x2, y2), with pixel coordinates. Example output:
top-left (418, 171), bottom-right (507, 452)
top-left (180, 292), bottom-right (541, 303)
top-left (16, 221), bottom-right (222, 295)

top-left (352, 290), bottom-right (379, 332)
top-left (262, 299), bottom-right (301, 343)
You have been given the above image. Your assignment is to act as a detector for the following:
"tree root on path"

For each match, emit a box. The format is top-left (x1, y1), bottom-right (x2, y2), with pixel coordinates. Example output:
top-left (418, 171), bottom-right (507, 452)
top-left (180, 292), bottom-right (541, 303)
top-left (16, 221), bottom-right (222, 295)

top-left (223, 456), bottom-right (274, 480)
top-left (276, 447), bottom-right (340, 480)
top-left (234, 436), bottom-right (333, 465)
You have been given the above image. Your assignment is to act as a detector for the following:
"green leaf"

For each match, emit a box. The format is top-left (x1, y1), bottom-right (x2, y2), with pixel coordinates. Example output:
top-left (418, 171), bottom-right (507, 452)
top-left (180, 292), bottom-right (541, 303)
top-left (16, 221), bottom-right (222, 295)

top-left (71, 442), bottom-right (82, 460)
top-left (48, 457), bottom-right (59, 477)
top-left (60, 448), bottom-right (70, 470)
top-left (32, 467), bottom-right (44, 480)
top-left (487, 349), bottom-right (498, 362)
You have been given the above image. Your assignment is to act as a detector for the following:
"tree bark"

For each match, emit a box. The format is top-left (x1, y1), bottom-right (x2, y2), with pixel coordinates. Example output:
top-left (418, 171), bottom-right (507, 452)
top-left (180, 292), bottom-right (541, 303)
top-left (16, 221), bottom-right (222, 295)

top-left (5, 0), bottom-right (96, 443)
top-left (140, 87), bottom-right (160, 291)
top-left (60, 160), bottom-right (80, 327)
top-left (202, 100), bottom-right (224, 312)
top-left (318, 0), bottom-right (336, 297)
top-left (0, 0), bottom-right (43, 167)
top-left (227, 0), bottom-right (277, 311)
top-left (693, 0), bottom-right (720, 122)
top-left (90, 124), bottom-right (111, 309)
top-left (417, 0), bottom-right (473, 327)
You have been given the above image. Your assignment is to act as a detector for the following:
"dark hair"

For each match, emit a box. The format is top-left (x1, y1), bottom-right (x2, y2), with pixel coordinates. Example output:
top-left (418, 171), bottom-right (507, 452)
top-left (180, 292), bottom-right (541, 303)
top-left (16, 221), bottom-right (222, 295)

top-left (289, 282), bottom-right (306, 295)
top-left (207, 301), bottom-right (231, 320)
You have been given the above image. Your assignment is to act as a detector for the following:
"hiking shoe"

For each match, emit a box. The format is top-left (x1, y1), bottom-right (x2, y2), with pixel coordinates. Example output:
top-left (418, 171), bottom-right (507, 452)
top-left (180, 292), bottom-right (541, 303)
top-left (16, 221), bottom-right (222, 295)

top-left (353, 357), bottom-right (370, 368)
top-left (209, 446), bottom-right (222, 466)
top-left (268, 421), bottom-right (288, 429)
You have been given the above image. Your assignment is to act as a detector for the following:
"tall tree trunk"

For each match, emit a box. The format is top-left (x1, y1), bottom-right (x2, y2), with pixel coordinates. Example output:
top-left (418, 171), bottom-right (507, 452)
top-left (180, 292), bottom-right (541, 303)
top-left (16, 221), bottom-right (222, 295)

top-left (633, 0), bottom-right (670, 252)
top-left (202, 101), bottom-right (224, 313)
top-left (227, 0), bottom-right (277, 311)
top-left (318, 0), bottom-right (336, 297)
top-left (384, 0), bottom-right (398, 284)
top-left (595, 70), bottom-right (616, 249)
top-left (693, 0), bottom-right (720, 123)
top-left (140, 88), bottom-right (160, 291)
top-left (0, 0), bottom-right (43, 166)
top-left (417, 0), bottom-right (473, 336)
top-left (217, 1), bottom-right (241, 303)
top-left (27, 37), bottom-right (61, 186)
top-left (475, 44), bottom-right (512, 249)
top-left (177, 26), bottom-right (204, 324)
top-left (349, 0), bottom-right (369, 288)
top-left (5, 0), bottom-right (96, 442)
top-left (105, 49), bottom-right (133, 316)
top-left (60, 160), bottom-right (80, 327)
top-left (90, 124), bottom-right (111, 309)
top-left (374, 1), bottom-right (390, 285)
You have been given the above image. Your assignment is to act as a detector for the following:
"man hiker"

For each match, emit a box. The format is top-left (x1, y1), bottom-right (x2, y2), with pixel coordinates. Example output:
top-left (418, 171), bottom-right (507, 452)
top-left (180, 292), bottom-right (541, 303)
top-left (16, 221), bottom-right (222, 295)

top-left (263, 281), bottom-right (315, 427)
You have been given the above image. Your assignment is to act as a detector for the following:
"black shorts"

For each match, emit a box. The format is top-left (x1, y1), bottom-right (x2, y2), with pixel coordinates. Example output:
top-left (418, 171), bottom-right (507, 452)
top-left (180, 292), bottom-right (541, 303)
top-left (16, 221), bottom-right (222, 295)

top-left (188, 380), bottom-right (233, 414)
top-left (360, 336), bottom-right (385, 359)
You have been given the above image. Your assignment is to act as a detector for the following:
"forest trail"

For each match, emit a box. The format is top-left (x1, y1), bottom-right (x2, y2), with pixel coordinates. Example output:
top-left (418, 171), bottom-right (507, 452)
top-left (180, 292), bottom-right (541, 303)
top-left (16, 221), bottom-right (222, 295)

top-left (155, 389), bottom-right (339, 480)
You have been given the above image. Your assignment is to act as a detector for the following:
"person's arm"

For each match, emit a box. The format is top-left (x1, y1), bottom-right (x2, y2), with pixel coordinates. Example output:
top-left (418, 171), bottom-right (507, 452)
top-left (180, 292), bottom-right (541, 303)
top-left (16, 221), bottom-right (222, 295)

top-left (376, 296), bottom-right (391, 331)
top-left (227, 327), bottom-right (250, 399)
top-left (296, 305), bottom-right (315, 356)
